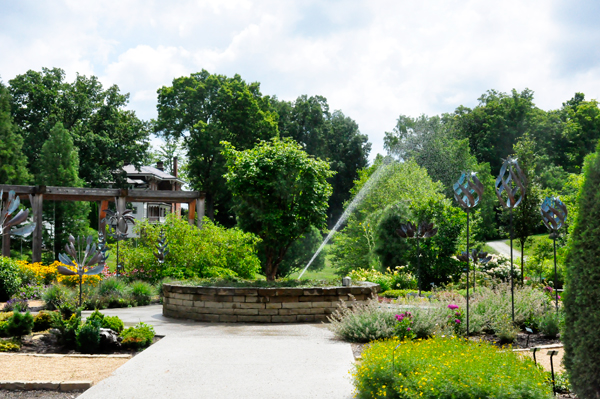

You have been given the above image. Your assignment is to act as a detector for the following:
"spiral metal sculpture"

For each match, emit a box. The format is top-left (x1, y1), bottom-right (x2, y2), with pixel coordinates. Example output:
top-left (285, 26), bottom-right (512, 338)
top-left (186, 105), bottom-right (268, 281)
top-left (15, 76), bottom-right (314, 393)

top-left (396, 221), bottom-right (437, 295)
top-left (540, 196), bottom-right (567, 311)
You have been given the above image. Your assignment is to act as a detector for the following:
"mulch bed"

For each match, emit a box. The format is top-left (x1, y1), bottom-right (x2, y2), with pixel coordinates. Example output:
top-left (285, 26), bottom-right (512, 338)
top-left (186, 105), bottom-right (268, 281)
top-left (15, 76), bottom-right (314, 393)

top-left (0, 390), bottom-right (82, 399)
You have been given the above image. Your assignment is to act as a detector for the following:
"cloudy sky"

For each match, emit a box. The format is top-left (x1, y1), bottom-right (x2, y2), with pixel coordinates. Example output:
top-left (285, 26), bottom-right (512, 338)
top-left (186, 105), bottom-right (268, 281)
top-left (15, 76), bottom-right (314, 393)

top-left (1, 0), bottom-right (599, 158)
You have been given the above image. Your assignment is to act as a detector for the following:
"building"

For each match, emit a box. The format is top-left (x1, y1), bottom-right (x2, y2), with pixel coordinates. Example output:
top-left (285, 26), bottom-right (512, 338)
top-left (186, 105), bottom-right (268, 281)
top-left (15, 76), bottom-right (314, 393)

top-left (122, 160), bottom-right (186, 236)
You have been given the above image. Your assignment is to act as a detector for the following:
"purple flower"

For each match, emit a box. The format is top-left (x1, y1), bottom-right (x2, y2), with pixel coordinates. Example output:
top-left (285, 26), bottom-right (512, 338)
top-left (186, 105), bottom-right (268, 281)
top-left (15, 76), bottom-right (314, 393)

top-left (448, 304), bottom-right (459, 310)
top-left (407, 327), bottom-right (411, 331)
top-left (455, 312), bottom-right (460, 316)
top-left (455, 319), bottom-right (461, 324)
top-left (395, 314), bottom-right (404, 321)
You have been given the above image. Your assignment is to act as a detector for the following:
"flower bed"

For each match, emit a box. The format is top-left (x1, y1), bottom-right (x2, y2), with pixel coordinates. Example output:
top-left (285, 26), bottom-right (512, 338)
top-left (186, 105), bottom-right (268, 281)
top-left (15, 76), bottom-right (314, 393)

top-left (162, 282), bottom-right (379, 323)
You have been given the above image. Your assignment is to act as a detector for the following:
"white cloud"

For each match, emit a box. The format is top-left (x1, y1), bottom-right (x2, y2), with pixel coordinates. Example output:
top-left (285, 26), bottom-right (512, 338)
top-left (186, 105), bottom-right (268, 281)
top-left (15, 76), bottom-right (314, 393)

top-left (2, 0), bottom-right (600, 158)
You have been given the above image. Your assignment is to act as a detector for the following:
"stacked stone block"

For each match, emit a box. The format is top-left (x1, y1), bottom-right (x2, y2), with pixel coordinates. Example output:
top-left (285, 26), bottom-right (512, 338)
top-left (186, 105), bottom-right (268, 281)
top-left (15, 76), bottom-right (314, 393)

top-left (162, 283), bottom-right (379, 323)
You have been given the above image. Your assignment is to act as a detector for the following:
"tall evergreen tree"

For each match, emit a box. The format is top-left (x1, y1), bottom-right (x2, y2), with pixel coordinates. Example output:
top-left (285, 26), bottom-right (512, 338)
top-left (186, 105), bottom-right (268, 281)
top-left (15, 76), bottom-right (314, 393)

top-left (563, 141), bottom-right (600, 398)
top-left (0, 81), bottom-right (30, 184)
top-left (37, 122), bottom-right (89, 259)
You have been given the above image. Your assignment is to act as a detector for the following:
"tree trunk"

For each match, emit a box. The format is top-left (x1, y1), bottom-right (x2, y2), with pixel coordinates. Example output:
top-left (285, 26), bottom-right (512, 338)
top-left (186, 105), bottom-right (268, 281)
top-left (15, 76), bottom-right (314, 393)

top-left (206, 193), bottom-right (215, 220)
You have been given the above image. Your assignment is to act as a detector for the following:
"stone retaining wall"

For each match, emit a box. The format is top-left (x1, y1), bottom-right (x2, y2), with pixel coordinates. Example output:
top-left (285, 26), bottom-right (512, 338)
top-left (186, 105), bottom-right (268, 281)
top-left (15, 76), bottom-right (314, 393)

top-left (162, 283), bottom-right (379, 323)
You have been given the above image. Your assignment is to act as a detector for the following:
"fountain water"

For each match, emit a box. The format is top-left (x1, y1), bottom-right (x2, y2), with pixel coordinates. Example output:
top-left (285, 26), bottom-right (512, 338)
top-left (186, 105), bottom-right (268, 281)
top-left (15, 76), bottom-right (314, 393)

top-left (298, 157), bottom-right (393, 279)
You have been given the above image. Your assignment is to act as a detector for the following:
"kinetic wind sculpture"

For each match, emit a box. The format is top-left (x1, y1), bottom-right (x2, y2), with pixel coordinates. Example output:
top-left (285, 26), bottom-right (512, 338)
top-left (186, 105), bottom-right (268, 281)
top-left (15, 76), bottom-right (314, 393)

top-left (153, 229), bottom-right (169, 264)
top-left (453, 171), bottom-right (484, 335)
top-left (57, 235), bottom-right (107, 306)
top-left (540, 196), bottom-right (567, 312)
top-left (495, 156), bottom-right (527, 322)
top-left (0, 190), bottom-right (36, 242)
top-left (396, 221), bottom-right (438, 295)
top-left (103, 203), bottom-right (135, 277)
top-left (456, 249), bottom-right (493, 290)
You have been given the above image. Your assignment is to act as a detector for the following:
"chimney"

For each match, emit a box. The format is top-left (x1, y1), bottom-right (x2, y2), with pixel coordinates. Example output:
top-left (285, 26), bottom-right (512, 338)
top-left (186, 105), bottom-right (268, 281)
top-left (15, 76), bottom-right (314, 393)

top-left (156, 161), bottom-right (164, 171)
top-left (173, 157), bottom-right (178, 178)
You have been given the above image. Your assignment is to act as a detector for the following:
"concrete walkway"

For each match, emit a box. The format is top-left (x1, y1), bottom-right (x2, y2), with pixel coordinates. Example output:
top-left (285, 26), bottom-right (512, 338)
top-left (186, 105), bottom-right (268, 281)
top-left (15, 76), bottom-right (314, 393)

top-left (487, 240), bottom-right (521, 258)
top-left (79, 305), bottom-right (356, 399)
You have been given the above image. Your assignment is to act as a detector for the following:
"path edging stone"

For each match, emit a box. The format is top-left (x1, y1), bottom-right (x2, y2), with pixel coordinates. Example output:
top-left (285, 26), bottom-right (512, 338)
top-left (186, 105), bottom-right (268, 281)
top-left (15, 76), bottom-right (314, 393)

top-left (0, 380), bottom-right (93, 391)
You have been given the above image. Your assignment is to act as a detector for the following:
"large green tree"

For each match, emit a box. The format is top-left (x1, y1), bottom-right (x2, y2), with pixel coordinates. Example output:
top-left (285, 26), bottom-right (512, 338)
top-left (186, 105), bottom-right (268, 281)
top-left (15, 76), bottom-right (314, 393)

top-left (273, 95), bottom-right (371, 227)
top-left (222, 137), bottom-right (334, 280)
top-left (0, 81), bottom-right (30, 184)
top-left (9, 68), bottom-right (149, 187)
top-left (37, 122), bottom-right (89, 259)
top-left (156, 70), bottom-right (278, 225)
top-left (563, 141), bottom-right (600, 397)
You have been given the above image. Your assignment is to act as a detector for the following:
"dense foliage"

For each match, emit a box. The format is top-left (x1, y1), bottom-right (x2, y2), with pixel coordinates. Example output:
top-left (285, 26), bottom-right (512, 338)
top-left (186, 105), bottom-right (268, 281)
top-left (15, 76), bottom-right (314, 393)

top-left (0, 81), bottom-right (30, 184)
top-left (563, 142), bottom-right (600, 398)
top-left (353, 337), bottom-right (552, 399)
top-left (120, 213), bottom-right (261, 281)
top-left (0, 257), bottom-right (22, 301)
top-left (222, 137), bottom-right (334, 280)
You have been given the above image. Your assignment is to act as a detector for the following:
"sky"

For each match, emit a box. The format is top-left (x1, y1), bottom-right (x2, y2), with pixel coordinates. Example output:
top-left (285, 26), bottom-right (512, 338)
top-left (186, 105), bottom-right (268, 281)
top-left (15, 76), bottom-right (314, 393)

top-left (1, 0), bottom-right (600, 159)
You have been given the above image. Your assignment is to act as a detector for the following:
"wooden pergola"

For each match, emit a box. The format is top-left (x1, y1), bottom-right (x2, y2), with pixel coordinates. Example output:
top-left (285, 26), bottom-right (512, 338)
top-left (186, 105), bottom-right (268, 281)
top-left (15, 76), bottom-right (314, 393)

top-left (0, 185), bottom-right (206, 262)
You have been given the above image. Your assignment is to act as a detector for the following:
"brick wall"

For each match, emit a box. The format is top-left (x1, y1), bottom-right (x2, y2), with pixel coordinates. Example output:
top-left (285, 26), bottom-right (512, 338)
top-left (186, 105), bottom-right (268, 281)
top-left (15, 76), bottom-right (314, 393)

top-left (162, 283), bottom-right (380, 323)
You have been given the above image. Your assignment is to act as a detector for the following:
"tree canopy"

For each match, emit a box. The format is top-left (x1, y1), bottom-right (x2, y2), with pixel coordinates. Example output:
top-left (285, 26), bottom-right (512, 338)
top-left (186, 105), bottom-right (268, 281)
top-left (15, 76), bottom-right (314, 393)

top-left (0, 81), bottom-right (30, 184)
top-left (222, 137), bottom-right (334, 280)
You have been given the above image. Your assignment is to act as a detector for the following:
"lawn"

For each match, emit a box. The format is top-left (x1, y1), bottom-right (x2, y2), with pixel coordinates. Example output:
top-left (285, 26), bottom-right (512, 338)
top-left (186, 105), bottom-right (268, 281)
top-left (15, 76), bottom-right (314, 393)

top-left (503, 233), bottom-right (551, 257)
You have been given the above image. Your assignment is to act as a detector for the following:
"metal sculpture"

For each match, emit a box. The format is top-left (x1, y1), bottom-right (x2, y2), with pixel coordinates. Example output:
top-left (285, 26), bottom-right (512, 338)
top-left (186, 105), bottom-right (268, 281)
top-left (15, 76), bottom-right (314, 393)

top-left (57, 235), bottom-right (107, 306)
top-left (153, 229), bottom-right (169, 264)
top-left (453, 172), bottom-right (484, 335)
top-left (396, 221), bottom-right (438, 295)
top-left (495, 156), bottom-right (527, 322)
top-left (0, 190), bottom-right (36, 238)
top-left (540, 196), bottom-right (567, 312)
top-left (457, 249), bottom-right (492, 288)
top-left (103, 203), bottom-right (135, 277)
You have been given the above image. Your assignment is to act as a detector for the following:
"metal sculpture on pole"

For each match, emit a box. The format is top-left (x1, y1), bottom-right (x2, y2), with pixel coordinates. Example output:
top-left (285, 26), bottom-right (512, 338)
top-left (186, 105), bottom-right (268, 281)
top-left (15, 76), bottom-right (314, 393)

top-left (540, 196), bottom-right (567, 312)
top-left (396, 221), bottom-right (438, 295)
top-left (453, 171), bottom-right (484, 335)
top-left (153, 229), bottom-right (169, 264)
top-left (56, 235), bottom-right (108, 307)
top-left (103, 202), bottom-right (135, 277)
top-left (1, 190), bottom-right (36, 249)
top-left (495, 156), bottom-right (527, 322)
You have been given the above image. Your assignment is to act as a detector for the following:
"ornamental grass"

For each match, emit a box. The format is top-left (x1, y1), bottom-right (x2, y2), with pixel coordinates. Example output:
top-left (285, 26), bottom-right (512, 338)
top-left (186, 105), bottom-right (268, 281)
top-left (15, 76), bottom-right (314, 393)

top-left (353, 337), bottom-right (552, 399)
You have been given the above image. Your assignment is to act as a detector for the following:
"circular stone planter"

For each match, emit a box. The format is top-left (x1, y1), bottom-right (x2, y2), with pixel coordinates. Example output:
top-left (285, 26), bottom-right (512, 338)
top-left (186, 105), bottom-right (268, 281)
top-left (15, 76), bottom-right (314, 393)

top-left (162, 282), bottom-right (380, 323)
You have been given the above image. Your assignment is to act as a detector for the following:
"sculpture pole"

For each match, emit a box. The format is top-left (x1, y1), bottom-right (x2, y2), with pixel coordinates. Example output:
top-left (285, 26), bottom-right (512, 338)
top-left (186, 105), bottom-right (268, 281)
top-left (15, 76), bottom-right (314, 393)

top-left (540, 196), bottom-right (567, 313)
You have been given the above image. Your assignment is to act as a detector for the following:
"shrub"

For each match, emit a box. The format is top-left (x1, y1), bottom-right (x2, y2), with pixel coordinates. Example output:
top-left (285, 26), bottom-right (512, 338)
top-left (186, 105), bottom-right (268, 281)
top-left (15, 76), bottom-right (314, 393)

top-left (379, 289), bottom-right (431, 299)
top-left (43, 284), bottom-right (74, 310)
top-left (102, 316), bottom-right (124, 334)
top-left (91, 278), bottom-right (132, 308)
top-left (0, 256), bottom-right (23, 301)
top-left (353, 337), bottom-right (552, 399)
top-left (538, 310), bottom-right (562, 339)
top-left (3, 297), bottom-right (28, 312)
top-left (76, 320), bottom-right (101, 354)
top-left (409, 306), bottom-right (451, 339)
top-left (0, 321), bottom-right (8, 337)
top-left (120, 322), bottom-right (155, 349)
top-left (50, 312), bottom-right (81, 348)
top-left (16, 261), bottom-right (57, 285)
top-left (563, 143), bottom-right (600, 398)
top-left (492, 313), bottom-right (519, 344)
top-left (0, 340), bottom-right (20, 352)
top-left (327, 297), bottom-right (397, 343)
top-left (5, 311), bottom-right (34, 338)
top-left (33, 311), bottom-right (54, 332)
top-left (348, 268), bottom-right (394, 292)
top-left (130, 281), bottom-right (155, 306)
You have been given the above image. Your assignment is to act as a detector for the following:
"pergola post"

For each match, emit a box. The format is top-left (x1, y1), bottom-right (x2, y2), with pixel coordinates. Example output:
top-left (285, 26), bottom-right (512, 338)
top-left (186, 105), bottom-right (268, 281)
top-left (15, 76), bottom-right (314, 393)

top-left (31, 193), bottom-right (44, 263)
top-left (99, 200), bottom-right (109, 235)
top-left (188, 200), bottom-right (196, 226)
top-left (1, 197), bottom-right (10, 257)
top-left (196, 198), bottom-right (205, 229)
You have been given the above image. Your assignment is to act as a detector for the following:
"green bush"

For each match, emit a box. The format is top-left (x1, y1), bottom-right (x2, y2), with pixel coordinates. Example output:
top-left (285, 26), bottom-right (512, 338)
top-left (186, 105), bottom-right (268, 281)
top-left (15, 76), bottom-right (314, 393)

top-left (120, 322), bottom-right (155, 349)
top-left (492, 313), bottom-right (519, 344)
top-left (0, 256), bottom-right (23, 301)
top-left (130, 281), bottom-right (155, 306)
top-left (33, 311), bottom-right (54, 332)
top-left (43, 285), bottom-right (74, 310)
top-left (50, 312), bottom-right (81, 348)
top-left (103, 316), bottom-right (124, 334)
top-left (327, 297), bottom-right (397, 343)
top-left (353, 337), bottom-right (552, 398)
top-left (564, 143), bottom-right (600, 398)
top-left (120, 214), bottom-right (261, 282)
top-left (76, 320), bottom-right (101, 354)
top-left (379, 289), bottom-right (431, 299)
top-left (265, 225), bottom-right (326, 278)
top-left (0, 321), bottom-right (8, 337)
top-left (0, 340), bottom-right (20, 352)
top-left (6, 311), bottom-right (34, 338)
top-left (537, 310), bottom-right (561, 339)
top-left (91, 278), bottom-right (132, 308)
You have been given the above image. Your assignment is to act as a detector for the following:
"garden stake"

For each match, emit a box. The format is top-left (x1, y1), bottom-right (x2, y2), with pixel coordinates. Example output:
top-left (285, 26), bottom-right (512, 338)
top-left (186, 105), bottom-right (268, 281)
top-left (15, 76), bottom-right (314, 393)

top-left (548, 350), bottom-right (559, 396)
top-left (453, 172), bottom-right (484, 336)
top-left (525, 327), bottom-right (533, 348)
top-left (396, 221), bottom-right (438, 296)
top-left (540, 197), bottom-right (567, 313)
top-left (531, 347), bottom-right (538, 365)
top-left (495, 157), bottom-right (527, 323)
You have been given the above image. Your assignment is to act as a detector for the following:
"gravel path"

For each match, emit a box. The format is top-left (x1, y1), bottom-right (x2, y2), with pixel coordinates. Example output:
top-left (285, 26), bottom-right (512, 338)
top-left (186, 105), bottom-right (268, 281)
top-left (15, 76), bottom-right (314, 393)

top-left (0, 390), bottom-right (81, 398)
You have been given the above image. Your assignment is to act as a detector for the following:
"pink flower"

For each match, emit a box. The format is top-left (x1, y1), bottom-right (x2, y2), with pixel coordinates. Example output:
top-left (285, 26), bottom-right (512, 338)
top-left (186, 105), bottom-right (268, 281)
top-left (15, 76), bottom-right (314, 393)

top-left (448, 304), bottom-right (459, 310)
top-left (455, 319), bottom-right (461, 324)
top-left (558, 295), bottom-right (561, 299)
top-left (455, 312), bottom-right (460, 316)
top-left (395, 314), bottom-right (404, 321)
top-left (407, 327), bottom-right (411, 331)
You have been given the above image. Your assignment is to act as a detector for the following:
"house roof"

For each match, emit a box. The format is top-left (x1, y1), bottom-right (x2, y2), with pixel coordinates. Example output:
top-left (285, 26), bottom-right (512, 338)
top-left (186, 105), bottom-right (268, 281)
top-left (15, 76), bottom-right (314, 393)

top-left (123, 165), bottom-right (186, 184)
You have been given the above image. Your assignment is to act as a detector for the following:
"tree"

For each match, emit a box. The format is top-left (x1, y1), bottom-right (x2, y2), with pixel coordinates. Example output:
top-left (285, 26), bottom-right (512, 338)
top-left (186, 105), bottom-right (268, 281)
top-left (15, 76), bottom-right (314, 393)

top-left (273, 95), bottom-right (371, 227)
top-left (559, 93), bottom-right (600, 173)
top-left (563, 141), bottom-right (600, 398)
top-left (37, 122), bottom-right (89, 259)
top-left (222, 137), bottom-right (334, 280)
top-left (0, 81), bottom-right (30, 184)
top-left (147, 136), bottom-right (188, 181)
top-left (156, 70), bottom-right (278, 226)
top-left (9, 68), bottom-right (150, 187)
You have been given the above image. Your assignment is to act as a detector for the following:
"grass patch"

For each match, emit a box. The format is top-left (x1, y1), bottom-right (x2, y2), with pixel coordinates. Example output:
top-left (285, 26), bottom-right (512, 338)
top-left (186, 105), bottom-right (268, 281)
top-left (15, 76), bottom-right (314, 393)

top-left (353, 337), bottom-right (552, 398)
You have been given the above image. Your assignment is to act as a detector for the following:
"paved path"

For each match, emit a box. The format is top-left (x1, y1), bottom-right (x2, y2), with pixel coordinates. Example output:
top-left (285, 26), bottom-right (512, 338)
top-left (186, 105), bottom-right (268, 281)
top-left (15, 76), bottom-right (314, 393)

top-left (487, 240), bottom-right (521, 258)
top-left (79, 305), bottom-right (356, 399)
